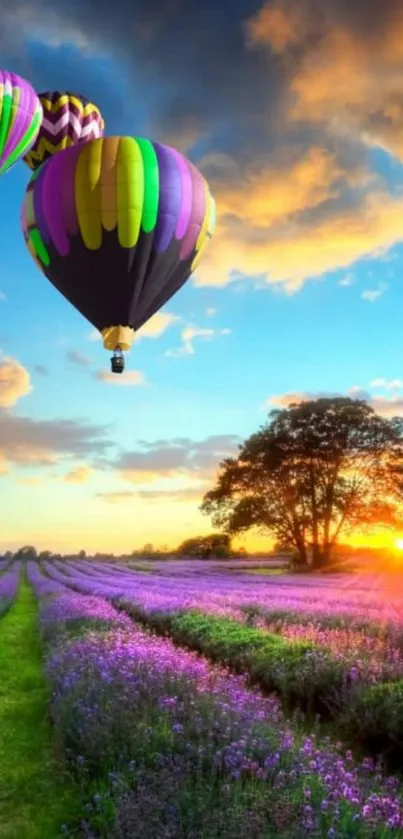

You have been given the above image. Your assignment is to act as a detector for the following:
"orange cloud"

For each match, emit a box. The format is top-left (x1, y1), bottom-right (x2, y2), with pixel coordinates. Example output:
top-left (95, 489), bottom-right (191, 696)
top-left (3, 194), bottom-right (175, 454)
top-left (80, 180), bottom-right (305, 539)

top-left (88, 312), bottom-right (178, 344)
top-left (246, 0), bottom-right (309, 54)
top-left (136, 311), bottom-right (179, 339)
top-left (64, 466), bottom-right (93, 484)
top-left (247, 0), bottom-right (403, 159)
top-left (196, 186), bottom-right (403, 291)
top-left (0, 357), bottom-right (32, 408)
top-left (212, 146), bottom-right (345, 229)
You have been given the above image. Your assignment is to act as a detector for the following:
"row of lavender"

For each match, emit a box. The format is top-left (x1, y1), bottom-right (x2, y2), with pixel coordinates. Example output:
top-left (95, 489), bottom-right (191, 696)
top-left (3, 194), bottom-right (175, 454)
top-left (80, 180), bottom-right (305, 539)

top-left (49, 557), bottom-right (403, 629)
top-left (42, 559), bottom-right (403, 682)
top-left (0, 563), bottom-right (20, 615)
top-left (37, 559), bottom-right (403, 767)
top-left (27, 559), bottom-right (403, 837)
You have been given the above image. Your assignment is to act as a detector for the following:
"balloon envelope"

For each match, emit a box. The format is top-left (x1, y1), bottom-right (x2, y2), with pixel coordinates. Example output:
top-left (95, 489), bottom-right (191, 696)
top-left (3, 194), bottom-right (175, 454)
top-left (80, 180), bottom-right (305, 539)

top-left (23, 91), bottom-right (104, 171)
top-left (21, 136), bottom-right (215, 349)
top-left (0, 71), bottom-right (42, 176)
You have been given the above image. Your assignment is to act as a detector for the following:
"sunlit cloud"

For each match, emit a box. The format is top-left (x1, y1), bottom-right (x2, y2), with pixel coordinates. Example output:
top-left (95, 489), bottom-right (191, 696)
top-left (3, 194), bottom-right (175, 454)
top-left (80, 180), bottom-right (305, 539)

top-left (0, 357), bottom-right (32, 408)
top-left (88, 312), bottom-right (179, 345)
top-left (136, 312), bottom-right (180, 339)
top-left (64, 466), bottom-right (93, 483)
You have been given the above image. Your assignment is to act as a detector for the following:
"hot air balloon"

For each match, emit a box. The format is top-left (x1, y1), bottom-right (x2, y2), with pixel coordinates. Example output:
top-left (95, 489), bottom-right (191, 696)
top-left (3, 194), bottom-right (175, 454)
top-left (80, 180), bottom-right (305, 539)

top-left (23, 91), bottom-right (104, 171)
top-left (21, 136), bottom-right (215, 373)
top-left (0, 71), bottom-right (42, 177)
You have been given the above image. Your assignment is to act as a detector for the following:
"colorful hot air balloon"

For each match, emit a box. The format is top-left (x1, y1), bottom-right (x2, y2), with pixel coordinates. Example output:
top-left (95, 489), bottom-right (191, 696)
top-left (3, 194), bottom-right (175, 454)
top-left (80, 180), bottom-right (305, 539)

top-left (0, 71), bottom-right (42, 177)
top-left (21, 136), bottom-right (215, 373)
top-left (23, 91), bottom-right (105, 171)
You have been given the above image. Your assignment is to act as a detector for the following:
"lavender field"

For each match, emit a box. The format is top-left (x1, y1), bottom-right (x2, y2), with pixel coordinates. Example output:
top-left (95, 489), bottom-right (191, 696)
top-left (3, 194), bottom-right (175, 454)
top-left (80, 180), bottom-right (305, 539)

top-left (3, 557), bottom-right (403, 837)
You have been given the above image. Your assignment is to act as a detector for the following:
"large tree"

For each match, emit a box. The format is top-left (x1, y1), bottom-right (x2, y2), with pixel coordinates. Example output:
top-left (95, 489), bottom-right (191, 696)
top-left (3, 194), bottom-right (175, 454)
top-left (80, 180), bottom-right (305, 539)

top-left (201, 398), bottom-right (403, 568)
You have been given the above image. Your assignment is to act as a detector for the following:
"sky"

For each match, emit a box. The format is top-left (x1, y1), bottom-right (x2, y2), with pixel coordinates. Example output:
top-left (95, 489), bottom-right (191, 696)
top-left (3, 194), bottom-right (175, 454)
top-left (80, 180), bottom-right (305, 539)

top-left (2, 0), bottom-right (403, 552)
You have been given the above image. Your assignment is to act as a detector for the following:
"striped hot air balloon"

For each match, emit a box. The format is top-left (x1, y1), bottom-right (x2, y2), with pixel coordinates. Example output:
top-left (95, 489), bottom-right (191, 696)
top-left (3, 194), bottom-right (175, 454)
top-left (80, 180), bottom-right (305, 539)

top-left (23, 91), bottom-right (104, 171)
top-left (21, 136), bottom-right (216, 373)
top-left (0, 70), bottom-right (42, 177)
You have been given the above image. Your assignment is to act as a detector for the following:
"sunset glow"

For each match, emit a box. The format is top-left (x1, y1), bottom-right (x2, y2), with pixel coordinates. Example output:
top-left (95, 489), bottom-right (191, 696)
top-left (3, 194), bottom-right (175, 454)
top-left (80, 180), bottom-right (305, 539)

top-left (2, 1), bottom-right (403, 554)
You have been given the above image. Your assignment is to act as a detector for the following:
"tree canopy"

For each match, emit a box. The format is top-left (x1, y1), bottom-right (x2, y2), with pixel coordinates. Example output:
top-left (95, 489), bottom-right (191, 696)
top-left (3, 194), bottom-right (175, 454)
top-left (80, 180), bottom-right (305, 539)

top-left (201, 397), bottom-right (403, 567)
top-left (176, 533), bottom-right (233, 558)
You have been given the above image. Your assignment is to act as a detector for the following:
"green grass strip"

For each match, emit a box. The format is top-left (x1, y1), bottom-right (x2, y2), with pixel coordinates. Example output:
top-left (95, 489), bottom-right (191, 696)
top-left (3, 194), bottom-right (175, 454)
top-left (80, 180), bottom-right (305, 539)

top-left (0, 578), bottom-right (83, 839)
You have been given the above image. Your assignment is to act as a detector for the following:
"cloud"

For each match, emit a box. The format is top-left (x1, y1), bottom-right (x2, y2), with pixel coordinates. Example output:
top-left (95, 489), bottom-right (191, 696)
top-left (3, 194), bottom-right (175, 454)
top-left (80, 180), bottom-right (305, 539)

top-left (370, 378), bottom-right (403, 390)
top-left (115, 435), bottom-right (241, 483)
top-left (0, 413), bottom-right (112, 469)
top-left (88, 312), bottom-right (178, 345)
top-left (0, 357), bottom-right (32, 408)
top-left (136, 312), bottom-right (180, 339)
top-left (267, 391), bottom-right (340, 409)
top-left (67, 350), bottom-right (92, 366)
top-left (339, 273), bottom-right (354, 287)
top-left (5, 0), bottom-right (403, 293)
top-left (137, 486), bottom-right (208, 502)
top-left (96, 491), bottom-right (138, 503)
top-left (64, 466), bottom-right (93, 483)
top-left (88, 330), bottom-right (101, 342)
top-left (34, 364), bottom-right (49, 376)
top-left (166, 326), bottom-right (231, 357)
top-left (93, 370), bottom-right (146, 386)
top-left (205, 307), bottom-right (217, 317)
top-left (266, 387), bottom-right (403, 417)
top-left (247, 0), bottom-right (403, 157)
top-left (361, 282), bottom-right (388, 302)
top-left (0, 291), bottom-right (6, 302)
top-left (17, 476), bottom-right (43, 486)
top-left (96, 486), bottom-right (206, 503)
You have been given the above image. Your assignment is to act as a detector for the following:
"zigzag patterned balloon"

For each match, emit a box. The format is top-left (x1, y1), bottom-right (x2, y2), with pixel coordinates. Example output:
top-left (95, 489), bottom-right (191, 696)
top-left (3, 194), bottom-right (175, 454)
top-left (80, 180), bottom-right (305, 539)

top-left (23, 91), bottom-right (104, 171)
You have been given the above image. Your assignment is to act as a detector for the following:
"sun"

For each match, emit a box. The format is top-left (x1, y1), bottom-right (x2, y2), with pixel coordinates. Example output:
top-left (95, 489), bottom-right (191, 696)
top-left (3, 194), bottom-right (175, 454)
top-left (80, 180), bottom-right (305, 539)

top-left (395, 538), bottom-right (403, 551)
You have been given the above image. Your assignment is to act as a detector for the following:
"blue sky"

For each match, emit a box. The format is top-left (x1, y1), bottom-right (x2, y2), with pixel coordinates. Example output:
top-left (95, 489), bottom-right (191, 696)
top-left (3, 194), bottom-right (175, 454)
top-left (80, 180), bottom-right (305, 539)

top-left (2, 0), bottom-right (403, 552)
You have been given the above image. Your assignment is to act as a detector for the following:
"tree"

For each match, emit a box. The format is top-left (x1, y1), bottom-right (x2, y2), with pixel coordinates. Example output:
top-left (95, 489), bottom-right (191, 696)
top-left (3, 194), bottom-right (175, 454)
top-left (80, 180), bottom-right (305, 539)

top-left (13, 545), bottom-right (37, 561)
top-left (201, 398), bottom-right (403, 569)
top-left (176, 533), bottom-right (233, 558)
top-left (38, 550), bottom-right (54, 561)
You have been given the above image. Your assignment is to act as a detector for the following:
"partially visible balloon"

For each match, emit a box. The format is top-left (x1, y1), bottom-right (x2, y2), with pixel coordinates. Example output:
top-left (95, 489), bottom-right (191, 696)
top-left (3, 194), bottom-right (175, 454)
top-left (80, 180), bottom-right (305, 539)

top-left (0, 71), bottom-right (42, 177)
top-left (21, 136), bottom-right (215, 363)
top-left (23, 91), bottom-right (104, 171)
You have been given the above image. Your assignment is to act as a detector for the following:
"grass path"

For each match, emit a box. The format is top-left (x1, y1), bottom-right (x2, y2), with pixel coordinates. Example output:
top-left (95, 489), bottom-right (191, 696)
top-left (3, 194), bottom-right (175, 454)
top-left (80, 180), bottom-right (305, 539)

top-left (0, 577), bottom-right (83, 839)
